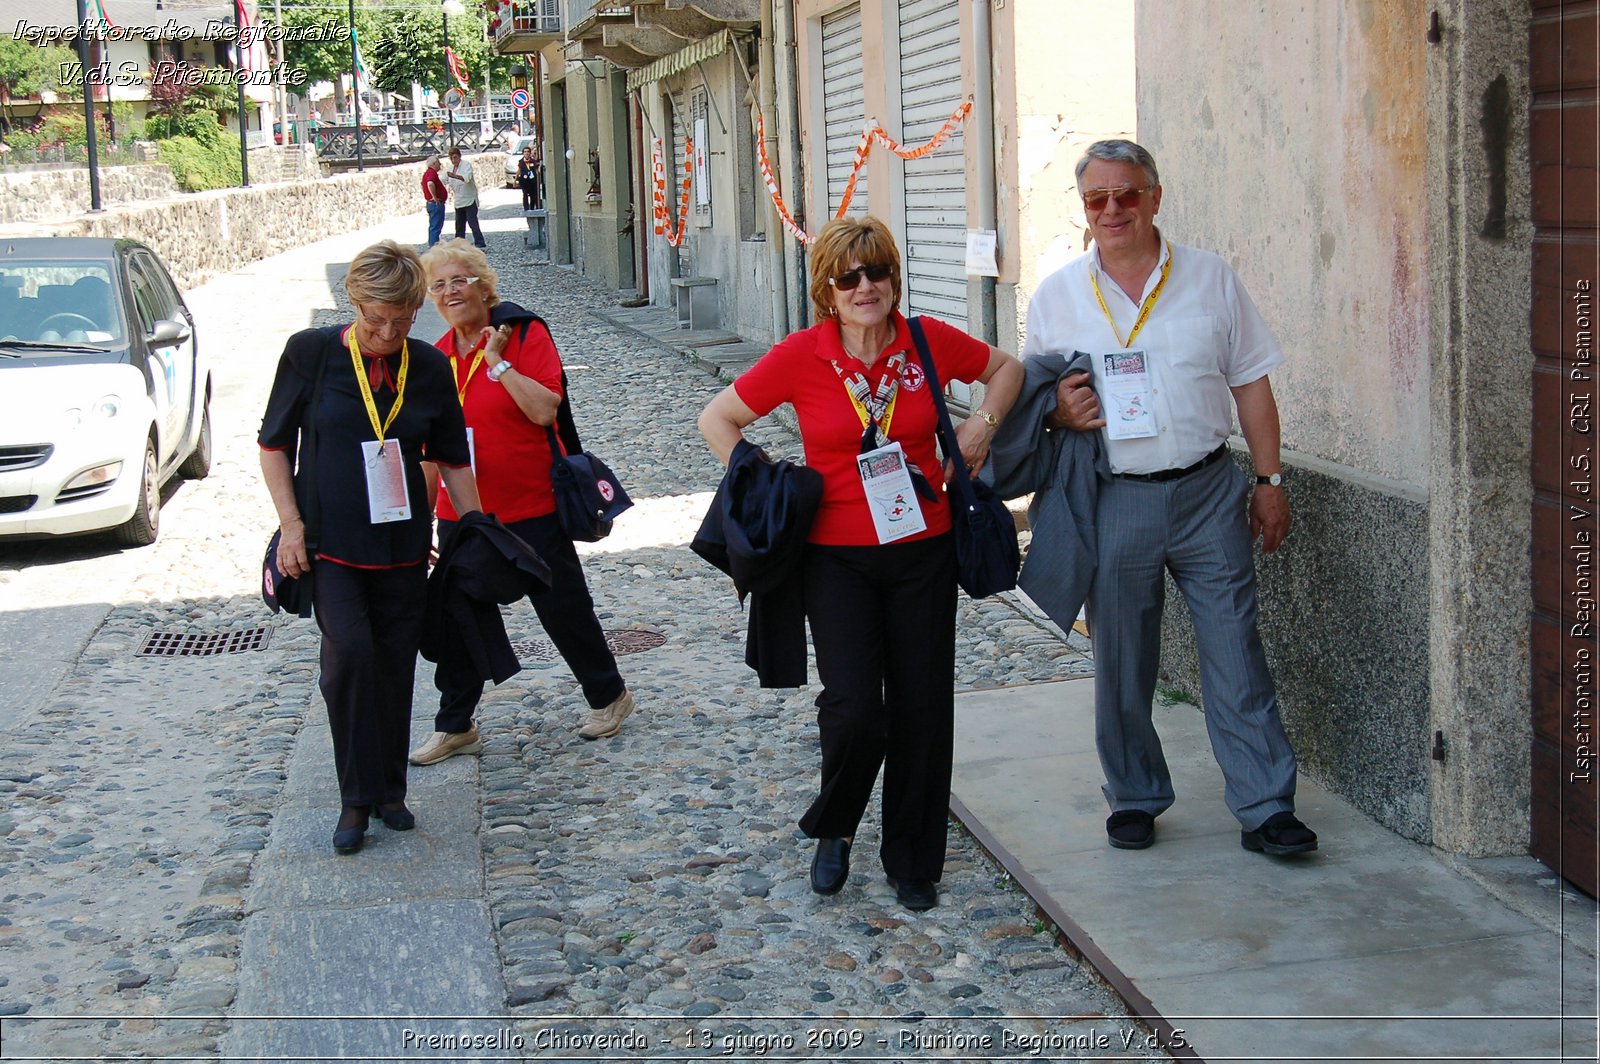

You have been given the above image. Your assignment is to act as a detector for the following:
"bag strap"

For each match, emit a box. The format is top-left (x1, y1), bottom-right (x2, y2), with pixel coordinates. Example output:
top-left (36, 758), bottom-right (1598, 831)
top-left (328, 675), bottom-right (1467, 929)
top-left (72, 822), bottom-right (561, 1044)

top-left (907, 316), bottom-right (979, 511)
top-left (508, 315), bottom-right (584, 456)
top-left (300, 339), bottom-right (331, 551)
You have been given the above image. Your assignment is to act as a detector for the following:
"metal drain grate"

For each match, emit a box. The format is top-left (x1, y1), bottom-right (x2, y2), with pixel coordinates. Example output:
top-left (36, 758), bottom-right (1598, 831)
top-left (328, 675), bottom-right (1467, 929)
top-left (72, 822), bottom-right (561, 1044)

top-left (605, 629), bottom-right (666, 655)
top-left (137, 627), bottom-right (273, 657)
top-left (512, 629), bottom-right (665, 666)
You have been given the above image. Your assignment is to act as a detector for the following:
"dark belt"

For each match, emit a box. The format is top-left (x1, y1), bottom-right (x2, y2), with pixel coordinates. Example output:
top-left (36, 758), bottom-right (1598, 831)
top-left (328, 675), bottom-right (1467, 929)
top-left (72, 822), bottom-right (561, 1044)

top-left (1113, 443), bottom-right (1229, 483)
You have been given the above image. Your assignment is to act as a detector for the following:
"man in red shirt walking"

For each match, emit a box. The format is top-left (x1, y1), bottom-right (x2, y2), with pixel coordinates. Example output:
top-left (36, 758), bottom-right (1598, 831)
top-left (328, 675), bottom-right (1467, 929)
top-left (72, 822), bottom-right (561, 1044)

top-left (421, 156), bottom-right (448, 247)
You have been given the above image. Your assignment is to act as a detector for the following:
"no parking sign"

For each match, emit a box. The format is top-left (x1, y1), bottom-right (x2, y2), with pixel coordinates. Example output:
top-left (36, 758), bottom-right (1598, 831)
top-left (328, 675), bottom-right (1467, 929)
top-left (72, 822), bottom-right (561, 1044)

top-left (511, 88), bottom-right (530, 110)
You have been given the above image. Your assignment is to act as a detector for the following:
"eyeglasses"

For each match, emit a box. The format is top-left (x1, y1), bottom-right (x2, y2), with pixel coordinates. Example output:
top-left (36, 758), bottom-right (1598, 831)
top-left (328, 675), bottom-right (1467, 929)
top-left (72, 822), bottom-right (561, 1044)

top-left (1081, 185), bottom-right (1155, 211)
top-left (426, 276), bottom-right (480, 295)
top-left (828, 263), bottom-right (892, 291)
top-left (357, 306), bottom-right (418, 333)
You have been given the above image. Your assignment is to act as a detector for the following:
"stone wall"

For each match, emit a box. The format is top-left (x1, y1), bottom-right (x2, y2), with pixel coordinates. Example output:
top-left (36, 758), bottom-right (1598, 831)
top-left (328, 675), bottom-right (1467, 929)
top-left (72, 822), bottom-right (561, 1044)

top-left (0, 155), bottom-right (500, 292)
top-left (1, 165), bottom-right (180, 226)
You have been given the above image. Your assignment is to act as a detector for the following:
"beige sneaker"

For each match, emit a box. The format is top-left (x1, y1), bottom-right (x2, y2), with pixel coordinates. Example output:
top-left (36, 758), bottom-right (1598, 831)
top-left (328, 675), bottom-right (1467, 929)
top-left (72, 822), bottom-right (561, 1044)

top-left (578, 690), bottom-right (635, 740)
top-left (408, 724), bottom-right (484, 765)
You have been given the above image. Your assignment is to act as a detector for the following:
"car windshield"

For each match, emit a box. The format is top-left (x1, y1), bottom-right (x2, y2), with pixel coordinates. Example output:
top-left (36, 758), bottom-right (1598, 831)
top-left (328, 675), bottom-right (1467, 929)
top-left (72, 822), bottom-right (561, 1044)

top-left (0, 262), bottom-right (125, 349)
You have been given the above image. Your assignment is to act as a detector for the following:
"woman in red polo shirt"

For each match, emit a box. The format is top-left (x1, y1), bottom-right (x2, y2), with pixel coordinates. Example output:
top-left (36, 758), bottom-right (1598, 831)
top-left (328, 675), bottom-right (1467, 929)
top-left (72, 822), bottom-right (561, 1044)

top-left (698, 216), bottom-right (1023, 911)
top-left (412, 240), bottom-right (634, 763)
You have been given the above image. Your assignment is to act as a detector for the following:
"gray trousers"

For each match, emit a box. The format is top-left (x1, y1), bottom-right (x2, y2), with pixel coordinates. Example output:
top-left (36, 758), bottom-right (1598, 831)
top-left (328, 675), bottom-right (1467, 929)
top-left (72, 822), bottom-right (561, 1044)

top-left (1087, 458), bottom-right (1297, 830)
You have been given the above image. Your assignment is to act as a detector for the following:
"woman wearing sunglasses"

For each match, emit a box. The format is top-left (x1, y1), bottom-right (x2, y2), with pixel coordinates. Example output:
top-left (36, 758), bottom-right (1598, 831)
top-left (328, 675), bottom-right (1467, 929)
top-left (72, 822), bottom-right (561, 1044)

top-left (410, 239), bottom-right (635, 768)
top-left (698, 216), bottom-right (1023, 911)
top-left (260, 240), bottom-right (483, 855)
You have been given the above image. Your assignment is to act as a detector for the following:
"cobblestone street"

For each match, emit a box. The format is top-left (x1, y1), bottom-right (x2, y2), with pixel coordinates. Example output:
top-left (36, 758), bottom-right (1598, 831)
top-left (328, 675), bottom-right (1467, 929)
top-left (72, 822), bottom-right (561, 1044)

top-left (0, 189), bottom-right (1171, 1062)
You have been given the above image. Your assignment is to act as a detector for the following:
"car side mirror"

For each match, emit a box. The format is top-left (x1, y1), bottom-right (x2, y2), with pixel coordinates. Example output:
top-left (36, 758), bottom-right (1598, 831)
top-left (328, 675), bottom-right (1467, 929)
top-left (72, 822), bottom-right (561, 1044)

top-left (147, 318), bottom-right (191, 349)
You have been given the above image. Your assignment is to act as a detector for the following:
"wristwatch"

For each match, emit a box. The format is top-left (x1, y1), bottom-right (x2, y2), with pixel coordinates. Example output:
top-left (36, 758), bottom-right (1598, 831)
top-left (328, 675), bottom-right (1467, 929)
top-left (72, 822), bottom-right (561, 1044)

top-left (1256, 472), bottom-right (1283, 487)
top-left (973, 409), bottom-right (1000, 429)
top-left (487, 360), bottom-right (513, 382)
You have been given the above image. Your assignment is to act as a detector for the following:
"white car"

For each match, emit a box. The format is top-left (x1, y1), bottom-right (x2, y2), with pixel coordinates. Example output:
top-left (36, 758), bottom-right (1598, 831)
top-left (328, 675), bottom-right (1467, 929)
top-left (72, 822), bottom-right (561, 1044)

top-left (0, 238), bottom-right (211, 547)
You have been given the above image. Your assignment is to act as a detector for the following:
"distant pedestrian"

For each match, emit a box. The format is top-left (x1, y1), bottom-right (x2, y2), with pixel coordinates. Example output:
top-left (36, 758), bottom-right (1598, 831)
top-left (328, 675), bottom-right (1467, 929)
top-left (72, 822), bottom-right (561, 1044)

top-left (697, 216), bottom-right (1022, 912)
top-left (445, 147), bottom-right (486, 248)
top-left (517, 145), bottom-right (541, 211)
top-left (421, 155), bottom-right (448, 247)
top-left (259, 240), bottom-right (483, 856)
top-left (409, 239), bottom-right (635, 768)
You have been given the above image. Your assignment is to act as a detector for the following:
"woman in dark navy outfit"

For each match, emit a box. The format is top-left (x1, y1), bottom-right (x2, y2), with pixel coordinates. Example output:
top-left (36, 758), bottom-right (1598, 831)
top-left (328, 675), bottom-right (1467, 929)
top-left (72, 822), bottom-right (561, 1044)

top-left (259, 240), bottom-right (483, 855)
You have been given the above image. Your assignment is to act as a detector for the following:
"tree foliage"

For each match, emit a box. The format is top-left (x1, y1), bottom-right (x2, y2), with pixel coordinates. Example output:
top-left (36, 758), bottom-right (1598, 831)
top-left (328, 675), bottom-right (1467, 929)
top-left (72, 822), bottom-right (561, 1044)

top-left (0, 38), bottom-right (82, 128)
top-left (266, 2), bottom-right (509, 102)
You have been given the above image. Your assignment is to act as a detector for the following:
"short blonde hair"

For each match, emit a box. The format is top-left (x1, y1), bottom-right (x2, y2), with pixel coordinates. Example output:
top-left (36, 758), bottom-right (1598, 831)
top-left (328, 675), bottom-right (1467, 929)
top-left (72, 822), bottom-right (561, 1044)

top-left (345, 240), bottom-right (427, 310)
top-left (808, 216), bottom-right (902, 322)
top-left (420, 238), bottom-right (502, 309)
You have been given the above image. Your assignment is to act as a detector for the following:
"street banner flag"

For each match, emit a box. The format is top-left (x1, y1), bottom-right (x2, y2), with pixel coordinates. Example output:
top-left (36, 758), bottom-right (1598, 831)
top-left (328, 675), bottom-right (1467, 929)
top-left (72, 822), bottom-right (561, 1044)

top-left (446, 47), bottom-right (470, 92)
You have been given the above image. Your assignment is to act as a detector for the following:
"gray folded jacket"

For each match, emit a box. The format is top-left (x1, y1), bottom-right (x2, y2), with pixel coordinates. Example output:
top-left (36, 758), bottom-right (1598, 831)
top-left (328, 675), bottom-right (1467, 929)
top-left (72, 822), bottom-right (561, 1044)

top-left (986, 350), bottom-right (1109, 633)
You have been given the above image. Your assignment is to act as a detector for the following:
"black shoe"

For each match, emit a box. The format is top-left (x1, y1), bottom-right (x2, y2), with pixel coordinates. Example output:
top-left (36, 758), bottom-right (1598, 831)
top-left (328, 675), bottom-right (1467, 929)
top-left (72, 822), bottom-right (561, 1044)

top-left (1106, 810), bottom-right (1155, 850)
top-left (375, 802), bottom-right (415, 831)
top-left (332, 806), bottom-right (369, 855)
top-left (1241, 811), bottom-right (1318, 856)
top-left (810, 838), bottom-right (851, 895)
top-left (886, 876), bottom-right (938, 912)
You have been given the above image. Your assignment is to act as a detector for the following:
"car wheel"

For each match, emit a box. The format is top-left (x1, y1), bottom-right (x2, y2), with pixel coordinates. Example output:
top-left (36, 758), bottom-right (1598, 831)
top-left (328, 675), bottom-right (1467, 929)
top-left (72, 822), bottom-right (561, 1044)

top-left (113, 439), bottom-right (160, 548)
top-left (178, 395), bottom-right (212, 480)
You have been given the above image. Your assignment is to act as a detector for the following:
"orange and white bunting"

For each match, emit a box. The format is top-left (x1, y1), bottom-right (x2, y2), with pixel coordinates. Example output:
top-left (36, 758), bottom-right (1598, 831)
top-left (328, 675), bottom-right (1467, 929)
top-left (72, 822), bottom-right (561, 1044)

top-left (650, 138), bottom-right (694, 248)
top-left (751, 99), bottom-right (974, 245)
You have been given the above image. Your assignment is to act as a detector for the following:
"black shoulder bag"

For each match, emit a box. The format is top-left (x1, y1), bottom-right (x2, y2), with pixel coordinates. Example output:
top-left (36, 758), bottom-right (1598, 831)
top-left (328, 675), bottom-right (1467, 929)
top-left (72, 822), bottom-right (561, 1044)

top-left (907, 316), bottom-right (1021, 598)
top-left (262, 341), bottom-right (329, 617)
top-left (543, 367), bottom-right (632, 543)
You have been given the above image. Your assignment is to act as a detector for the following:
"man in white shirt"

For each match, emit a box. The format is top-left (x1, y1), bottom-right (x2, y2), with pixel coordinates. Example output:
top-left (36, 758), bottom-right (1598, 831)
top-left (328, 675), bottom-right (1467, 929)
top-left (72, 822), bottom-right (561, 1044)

top-left (1024, 139), bottom-right (1316, 857)
top-left (444, 147), bottom-right (486, 248)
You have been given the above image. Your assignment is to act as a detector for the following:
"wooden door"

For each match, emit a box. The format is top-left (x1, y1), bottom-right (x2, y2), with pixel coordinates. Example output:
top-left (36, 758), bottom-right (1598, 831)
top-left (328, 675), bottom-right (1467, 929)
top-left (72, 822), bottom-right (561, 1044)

top-left (1530, 0), bottom-right (1600, 897)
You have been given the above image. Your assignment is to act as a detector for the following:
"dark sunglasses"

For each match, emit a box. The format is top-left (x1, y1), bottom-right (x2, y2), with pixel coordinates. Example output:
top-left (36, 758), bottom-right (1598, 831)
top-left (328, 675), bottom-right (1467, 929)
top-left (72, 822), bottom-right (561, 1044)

top-left (829, 263), bottom-right (893, 290)
top-left (1081, 184), bottom-right (1155, 211)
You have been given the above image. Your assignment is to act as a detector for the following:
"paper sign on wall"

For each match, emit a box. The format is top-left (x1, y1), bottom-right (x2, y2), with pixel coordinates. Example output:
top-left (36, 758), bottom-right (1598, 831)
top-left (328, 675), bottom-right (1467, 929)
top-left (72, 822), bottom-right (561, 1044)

top-left (965, 230), bottom-right (999, 276)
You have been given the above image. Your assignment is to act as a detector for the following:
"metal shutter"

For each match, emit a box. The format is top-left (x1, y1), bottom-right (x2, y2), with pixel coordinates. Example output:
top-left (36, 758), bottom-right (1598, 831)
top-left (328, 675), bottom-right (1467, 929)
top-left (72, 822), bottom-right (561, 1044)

top-left (822, 5), bottom-right (867, 218)
top-left (897, 0), bottom-right (967, 324)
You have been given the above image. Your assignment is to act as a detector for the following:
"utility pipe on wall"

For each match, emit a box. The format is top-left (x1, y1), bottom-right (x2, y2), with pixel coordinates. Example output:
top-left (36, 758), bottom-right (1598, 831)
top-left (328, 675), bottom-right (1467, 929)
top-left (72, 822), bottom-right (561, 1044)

top-left (774, 0), bottom-right (805, 331)
top-left (972, 0), bottom-right (998, 345)
top-left (759, 0), bottom-right (789, 340)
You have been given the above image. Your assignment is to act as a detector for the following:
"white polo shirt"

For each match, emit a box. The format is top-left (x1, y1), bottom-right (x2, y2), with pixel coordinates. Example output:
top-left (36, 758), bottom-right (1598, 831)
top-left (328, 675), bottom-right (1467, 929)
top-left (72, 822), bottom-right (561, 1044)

top-left (446, 162), bottom-right (479, 208)
top-left (1022, 236), bottom-right (1284, 475)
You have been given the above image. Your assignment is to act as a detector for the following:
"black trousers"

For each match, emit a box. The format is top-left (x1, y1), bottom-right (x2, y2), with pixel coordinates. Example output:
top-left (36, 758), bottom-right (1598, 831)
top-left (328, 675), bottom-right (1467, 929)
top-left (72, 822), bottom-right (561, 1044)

top-left (798, 533), bottom-right (957, 882)
top-left (312, 560), bottom-right (427, 808)
top-left (454, 202), bottom-right (485, 246)
top-left (433, 513), bottom-right (624, 732)
top-left (520, 177), bottom-right (539, 211)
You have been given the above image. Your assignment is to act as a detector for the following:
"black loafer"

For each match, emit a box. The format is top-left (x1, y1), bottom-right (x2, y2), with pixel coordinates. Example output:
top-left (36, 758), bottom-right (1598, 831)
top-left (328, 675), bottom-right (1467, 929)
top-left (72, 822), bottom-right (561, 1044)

top-left (1241, 811), bottom-right (1318, 855)
top-left (886, 876), bottom-right (938, 912)
top-left (1106, 810), bottom-right (1155, 850)
top-left (376, 802), bottom-right (415, 831)
top-left (810, 838), bottom-right (851, 895)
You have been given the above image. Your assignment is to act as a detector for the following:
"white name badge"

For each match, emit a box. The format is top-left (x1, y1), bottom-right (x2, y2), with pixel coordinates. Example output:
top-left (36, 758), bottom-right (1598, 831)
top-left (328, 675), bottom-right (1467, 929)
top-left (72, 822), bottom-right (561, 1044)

top-left (361, 440), bottom-right (412, 524)
top-left (1102, 349), bottom-right (1159, 440)
top-left (857, 441), bottom-right (927, 544)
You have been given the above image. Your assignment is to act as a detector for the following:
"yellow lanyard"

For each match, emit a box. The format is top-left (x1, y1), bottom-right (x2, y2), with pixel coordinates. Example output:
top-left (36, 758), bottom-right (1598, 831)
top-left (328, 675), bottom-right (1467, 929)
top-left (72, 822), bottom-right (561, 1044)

top-left (833, 354), bottom-right (903, 439)
top-left (1090, 241), bottom-right (1173, 349)
top-left (347, 325), bottom-right (409, 452)
top-left (453, 342), bottom-right (487, 407)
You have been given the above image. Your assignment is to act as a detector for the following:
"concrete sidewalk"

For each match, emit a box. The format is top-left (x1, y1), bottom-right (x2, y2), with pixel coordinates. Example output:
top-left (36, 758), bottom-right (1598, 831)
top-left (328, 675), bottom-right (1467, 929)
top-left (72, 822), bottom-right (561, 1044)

top-left (950, 678), bottom-right (1600, 1064)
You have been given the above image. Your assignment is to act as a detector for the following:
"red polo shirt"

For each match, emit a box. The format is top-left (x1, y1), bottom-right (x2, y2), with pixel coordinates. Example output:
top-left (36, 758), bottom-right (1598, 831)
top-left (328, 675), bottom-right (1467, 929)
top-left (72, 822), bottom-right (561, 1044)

top-left (733, 312), bottom-right (990, 546)
top-left (434, 319), bottom-right (563, 523)
top-left (422, 167), bottom-right (446, 204)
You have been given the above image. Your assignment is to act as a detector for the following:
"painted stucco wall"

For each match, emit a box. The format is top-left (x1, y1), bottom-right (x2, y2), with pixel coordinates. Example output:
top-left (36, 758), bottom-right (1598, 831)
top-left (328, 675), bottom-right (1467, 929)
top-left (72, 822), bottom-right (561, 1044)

top-left (1136, 0), bottom-right (1431, 487)
top-left (1001, 0), bottom-right (1137, 354)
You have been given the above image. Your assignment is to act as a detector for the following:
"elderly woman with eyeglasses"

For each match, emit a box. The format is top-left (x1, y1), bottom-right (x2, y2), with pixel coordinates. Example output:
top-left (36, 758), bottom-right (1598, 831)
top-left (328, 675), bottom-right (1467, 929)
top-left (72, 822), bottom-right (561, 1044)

top-left (408, 239), bottom-right (634, 767)
top-left (697, 216), bottom-right (1023, 911)
top-left (259, 239), bottom-right (482, 856)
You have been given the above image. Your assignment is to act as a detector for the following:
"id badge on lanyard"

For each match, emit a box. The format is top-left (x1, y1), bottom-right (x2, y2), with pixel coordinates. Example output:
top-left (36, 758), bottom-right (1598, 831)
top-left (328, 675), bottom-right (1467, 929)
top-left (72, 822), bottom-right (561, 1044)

top-left (1102, 349), bottom-right (1159, 440)
top-left (857, 441), bottom-right (927, 544)
top-left (361, 440), bottom-right (412, 523)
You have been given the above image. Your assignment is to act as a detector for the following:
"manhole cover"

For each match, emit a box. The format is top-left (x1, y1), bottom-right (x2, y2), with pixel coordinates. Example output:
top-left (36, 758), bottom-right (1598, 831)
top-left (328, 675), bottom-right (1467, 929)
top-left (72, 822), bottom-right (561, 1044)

top-left (510, 629), bottom-right (665, 666)
top-left (137, 627), bottom-right (273, 657)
